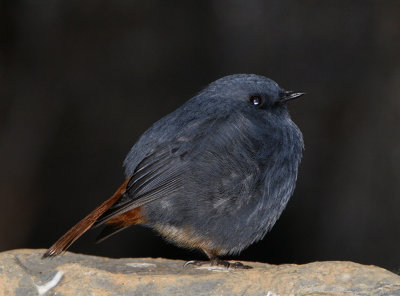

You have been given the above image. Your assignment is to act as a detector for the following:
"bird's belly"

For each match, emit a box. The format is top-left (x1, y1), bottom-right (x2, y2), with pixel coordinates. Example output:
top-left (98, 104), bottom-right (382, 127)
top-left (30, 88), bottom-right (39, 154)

top-left (152, 222), bottom-right (230, 255)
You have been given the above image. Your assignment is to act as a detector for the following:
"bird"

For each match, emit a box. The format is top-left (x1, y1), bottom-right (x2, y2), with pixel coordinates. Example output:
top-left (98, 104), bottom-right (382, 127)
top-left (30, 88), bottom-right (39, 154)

top-left (43, 74), bottom-right (304, 269)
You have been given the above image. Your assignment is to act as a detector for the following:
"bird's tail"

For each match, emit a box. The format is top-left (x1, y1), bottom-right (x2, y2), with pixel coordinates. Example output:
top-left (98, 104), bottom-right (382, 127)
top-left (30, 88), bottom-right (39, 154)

top-left (42, 178), bottom-right (130, 258)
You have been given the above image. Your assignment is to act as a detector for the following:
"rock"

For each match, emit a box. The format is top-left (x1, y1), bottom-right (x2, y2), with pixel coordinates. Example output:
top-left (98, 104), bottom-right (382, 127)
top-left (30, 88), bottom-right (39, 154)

top-left (0, 249), bottom-right (399, 296)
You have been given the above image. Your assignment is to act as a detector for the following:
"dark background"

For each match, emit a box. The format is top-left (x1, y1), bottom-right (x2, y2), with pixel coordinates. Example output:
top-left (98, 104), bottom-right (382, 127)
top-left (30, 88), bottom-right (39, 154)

top-left (1, 1), bottom-right (399, 272)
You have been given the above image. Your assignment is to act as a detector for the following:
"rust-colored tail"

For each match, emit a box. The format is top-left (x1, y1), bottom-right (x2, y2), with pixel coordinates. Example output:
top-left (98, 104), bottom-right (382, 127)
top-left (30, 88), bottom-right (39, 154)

top-left (42, 178), bottom-right (130, 258)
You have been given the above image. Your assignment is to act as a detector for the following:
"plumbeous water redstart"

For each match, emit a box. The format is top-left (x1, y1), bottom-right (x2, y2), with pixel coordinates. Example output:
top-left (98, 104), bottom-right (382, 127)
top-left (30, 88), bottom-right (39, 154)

top-left (43, 74), bottom-right (304, 269)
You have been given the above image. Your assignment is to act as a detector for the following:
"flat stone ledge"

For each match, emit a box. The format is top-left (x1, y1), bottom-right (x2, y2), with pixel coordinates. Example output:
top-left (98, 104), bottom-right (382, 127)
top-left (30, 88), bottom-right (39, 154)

top-left (0, 249), bottom-right (399, 295)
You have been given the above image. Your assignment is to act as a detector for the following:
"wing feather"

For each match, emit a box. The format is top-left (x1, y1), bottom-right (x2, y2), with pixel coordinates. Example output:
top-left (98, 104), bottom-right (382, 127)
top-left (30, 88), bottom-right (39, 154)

top-left (93, 147), bottom-right (187, 227)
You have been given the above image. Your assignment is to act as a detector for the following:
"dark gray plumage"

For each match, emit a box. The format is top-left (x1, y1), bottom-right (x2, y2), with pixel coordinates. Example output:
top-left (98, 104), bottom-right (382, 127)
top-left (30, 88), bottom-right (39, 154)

top-left (43, 74), bottom-right (304, 268)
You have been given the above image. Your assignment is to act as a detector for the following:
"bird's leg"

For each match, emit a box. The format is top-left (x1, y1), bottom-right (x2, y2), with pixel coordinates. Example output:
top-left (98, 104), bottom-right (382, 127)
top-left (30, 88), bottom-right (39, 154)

top-left (184, 249), bottom-right (252, 269)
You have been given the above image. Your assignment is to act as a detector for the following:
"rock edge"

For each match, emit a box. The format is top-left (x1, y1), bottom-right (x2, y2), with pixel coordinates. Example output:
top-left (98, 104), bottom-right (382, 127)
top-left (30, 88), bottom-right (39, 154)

top-left (0, 249), bottom-right (399, 296)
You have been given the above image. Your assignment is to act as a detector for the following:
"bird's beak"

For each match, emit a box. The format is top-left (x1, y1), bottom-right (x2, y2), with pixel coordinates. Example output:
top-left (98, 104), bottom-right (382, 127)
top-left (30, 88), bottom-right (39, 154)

top-left (280, 91), bottom-right (305, 103)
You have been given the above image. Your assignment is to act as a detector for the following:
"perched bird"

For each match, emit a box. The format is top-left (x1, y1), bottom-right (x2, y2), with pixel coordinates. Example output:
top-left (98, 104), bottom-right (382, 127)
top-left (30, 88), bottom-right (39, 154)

top-left (43, 74), bottom-right (304, 269)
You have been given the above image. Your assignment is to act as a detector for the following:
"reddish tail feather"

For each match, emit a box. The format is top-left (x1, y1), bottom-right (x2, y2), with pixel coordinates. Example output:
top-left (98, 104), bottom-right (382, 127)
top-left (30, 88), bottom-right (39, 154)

top-left (42, 178), bottom-right (130, 258)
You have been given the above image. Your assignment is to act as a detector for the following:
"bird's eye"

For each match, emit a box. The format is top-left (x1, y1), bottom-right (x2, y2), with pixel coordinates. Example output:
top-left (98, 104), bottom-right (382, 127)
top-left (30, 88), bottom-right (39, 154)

top-left (249, 95), bottom-right (263, 107)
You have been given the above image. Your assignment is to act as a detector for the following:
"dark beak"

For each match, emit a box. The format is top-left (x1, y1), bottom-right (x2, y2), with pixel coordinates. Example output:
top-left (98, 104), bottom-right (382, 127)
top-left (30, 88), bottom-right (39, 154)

top-left (280, 91), bottom-right (305, 103)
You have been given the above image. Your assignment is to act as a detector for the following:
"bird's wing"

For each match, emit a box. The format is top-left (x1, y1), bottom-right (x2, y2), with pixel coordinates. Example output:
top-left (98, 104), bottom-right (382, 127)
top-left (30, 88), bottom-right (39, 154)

top-left (92, 117), bottom-right (225, 243)
top-left (93, 114), bottom-right (231, 231)
top-left (94, 146), bottom-right (188, 228)
top-left (96, 112), bottom-right (262, 229)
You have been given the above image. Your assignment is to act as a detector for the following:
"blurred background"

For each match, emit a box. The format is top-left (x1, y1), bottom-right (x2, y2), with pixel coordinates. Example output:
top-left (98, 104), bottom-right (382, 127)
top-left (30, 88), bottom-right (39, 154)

top-left (1, 1), bottom-right (399, 272)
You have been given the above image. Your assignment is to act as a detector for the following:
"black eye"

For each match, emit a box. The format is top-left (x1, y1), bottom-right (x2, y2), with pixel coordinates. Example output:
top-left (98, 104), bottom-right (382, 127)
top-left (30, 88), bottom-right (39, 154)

top-left (249, 95), bottom-right (263, 107)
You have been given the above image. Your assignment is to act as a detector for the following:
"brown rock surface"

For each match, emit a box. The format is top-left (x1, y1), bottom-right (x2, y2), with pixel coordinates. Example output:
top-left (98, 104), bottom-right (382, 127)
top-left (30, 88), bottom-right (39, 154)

top-left (0, 249), bottom-right (399, 296)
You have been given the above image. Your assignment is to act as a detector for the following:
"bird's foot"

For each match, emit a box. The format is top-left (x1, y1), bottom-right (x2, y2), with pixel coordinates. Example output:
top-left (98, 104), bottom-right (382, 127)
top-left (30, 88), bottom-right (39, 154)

top-left (184, 258), bottom-right (252, 269)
